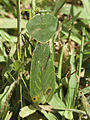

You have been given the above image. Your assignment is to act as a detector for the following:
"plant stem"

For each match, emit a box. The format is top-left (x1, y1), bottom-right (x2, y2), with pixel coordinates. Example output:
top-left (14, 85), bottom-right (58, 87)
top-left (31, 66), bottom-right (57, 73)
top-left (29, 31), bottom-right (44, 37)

top-left (32, 0), bottom-right (36, 15)
top-left (17, 0), bottom-right (22, 109)
top-left (17, 0), bottom-right (21, 60)
top-left (7, 72), bottom-right (16, 82)
top-left (57, 43), bottom-right (64, 80)
top-left (20, 73), bottom-right (29, 92)
top-left (76, 28), bottom-right (85, 96)
top-left (68, 4), bottom-right (74, 52)
top-left (20, 81), bottom-right (23, 107)
top-left (78, 28), bottom-right (85, 82)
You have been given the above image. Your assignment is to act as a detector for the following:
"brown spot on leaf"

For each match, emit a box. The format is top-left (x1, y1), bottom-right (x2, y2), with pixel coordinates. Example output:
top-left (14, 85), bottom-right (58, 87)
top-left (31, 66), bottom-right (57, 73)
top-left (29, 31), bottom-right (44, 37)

top-left (32, 31), bottom-right (34, 35)
top-left (36, 27), bottom-right (40, 31)
top-left (45, 88), bottom-right (52, 95)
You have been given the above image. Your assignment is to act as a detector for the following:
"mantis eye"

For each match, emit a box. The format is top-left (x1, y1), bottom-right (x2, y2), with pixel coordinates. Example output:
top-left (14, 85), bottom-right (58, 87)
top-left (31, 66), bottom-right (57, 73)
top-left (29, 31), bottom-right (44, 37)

top-left (32, 96), bottom-right (38, 102)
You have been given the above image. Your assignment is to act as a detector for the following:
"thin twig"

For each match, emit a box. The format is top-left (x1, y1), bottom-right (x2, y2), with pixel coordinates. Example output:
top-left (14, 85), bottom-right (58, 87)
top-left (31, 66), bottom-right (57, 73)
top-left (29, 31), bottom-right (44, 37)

top-left (17, 0), bottom-right (21, 60)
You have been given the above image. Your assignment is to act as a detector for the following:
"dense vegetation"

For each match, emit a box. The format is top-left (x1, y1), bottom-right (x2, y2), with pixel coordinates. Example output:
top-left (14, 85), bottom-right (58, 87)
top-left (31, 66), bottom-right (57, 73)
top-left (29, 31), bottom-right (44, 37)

top-left (0, 0), bottom-right (90, 120)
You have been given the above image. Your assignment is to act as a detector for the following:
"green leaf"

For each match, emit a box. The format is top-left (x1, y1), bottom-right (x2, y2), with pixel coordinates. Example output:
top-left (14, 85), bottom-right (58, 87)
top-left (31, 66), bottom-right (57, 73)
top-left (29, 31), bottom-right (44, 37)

top-left (62, 19), bottom-right (81, 45)
top-left (0, 40), bottom-right (7, 62)
top-left (13, 60), bottom-right (24, 72)
top-left (87, 96), bottom-right (90, 103)
top-left (26, 111), bottom-right (47, 120)
top-left (0, 18), bottom-right (27, 29)
top-left (49, 93), bottom-right (65, 116)
top-left (80, 86), bottom-right (90, 96)
top-left (0, 81), bottom-right (16, 115)
top-left (82, 93), bottom-right (90, 118)
top-left (4, 111), bottom-right (13, 120)
top-left (0, 30), bottom-right (16, 57)
top-left (0, 86), bottom-right (9, 110)
top-left (66, 49), bottom-right (77, 108)
top-left (19, 105), bottom-right (36, 118)
top-left (82, 0), bottom-right (90, 20)
top-left (26, 14), bottom-right (58, 43)
top-left (49, 93), bottom-right (65, 109)
top-left (0, 30), bottom-right (17, 42)
top-left (57, 44), bottom-right (64, 79)
top-left (83, 56), bottom-right (90, 78)
top-left (9, 43), bottom-right (16, 57)
top-left (59, 3), bottom-right (90, 24)
top-left (30, 43), bottom-right (56, 104)
top-left (65, 49), bottom-right (77, 119)
top-left (0, 82), bottom-right (17, 120)
top-left (64, 111), bottom-right (73, 120)
top-left (60, 4), bottom-right (83, 17)
top-left (54, 0), bottom-right (66, 16)
top-left (42, 111), bottom-right (57, 120)
top-left (61, 77), bottom-right (68, 88)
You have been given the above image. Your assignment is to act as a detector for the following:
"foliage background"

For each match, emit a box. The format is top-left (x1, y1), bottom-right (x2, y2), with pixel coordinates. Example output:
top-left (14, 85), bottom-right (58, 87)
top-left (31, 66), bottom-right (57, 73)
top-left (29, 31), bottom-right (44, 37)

top-left (0, 0), bottom-right (90, 120)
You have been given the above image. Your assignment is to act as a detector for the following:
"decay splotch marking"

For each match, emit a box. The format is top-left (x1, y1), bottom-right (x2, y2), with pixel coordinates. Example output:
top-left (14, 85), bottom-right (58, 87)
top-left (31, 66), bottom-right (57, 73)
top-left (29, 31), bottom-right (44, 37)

top-left (45, 87), bottom-right (52, 95)
top-left (36, 27), bottom-right (40, 31)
